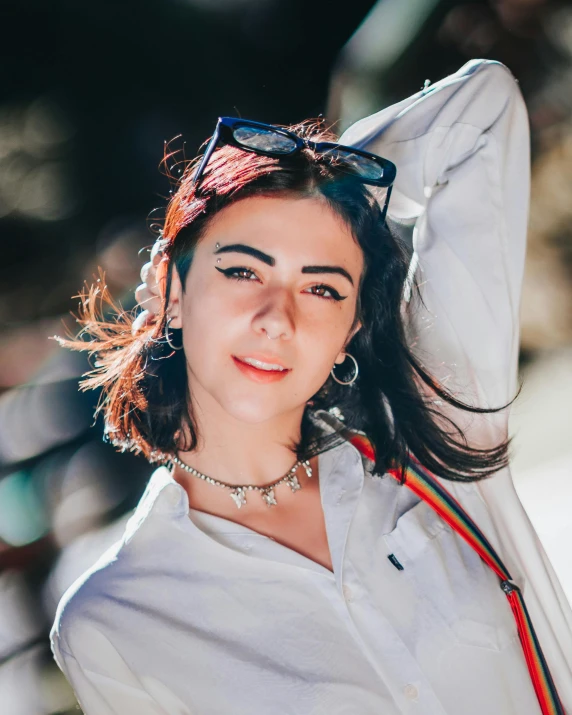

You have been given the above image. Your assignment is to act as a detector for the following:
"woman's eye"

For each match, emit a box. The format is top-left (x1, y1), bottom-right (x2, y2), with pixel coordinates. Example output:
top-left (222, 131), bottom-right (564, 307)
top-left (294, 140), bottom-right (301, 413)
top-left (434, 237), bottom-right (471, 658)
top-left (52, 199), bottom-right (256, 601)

top-left (306, 284), bottom-right (347, 302)
top-left (215, 266), bottom-right (259, 282)
top-left (215, 267), bottom-right (345, 301)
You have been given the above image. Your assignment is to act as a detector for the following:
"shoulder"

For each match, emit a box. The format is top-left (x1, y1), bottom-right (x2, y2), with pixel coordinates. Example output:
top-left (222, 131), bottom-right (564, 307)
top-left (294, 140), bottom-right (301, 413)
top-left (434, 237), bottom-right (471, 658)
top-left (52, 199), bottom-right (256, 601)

top-left (50, 466), bottom-right (186, 660)
top-left (50, 537), bottom-right (128, 659)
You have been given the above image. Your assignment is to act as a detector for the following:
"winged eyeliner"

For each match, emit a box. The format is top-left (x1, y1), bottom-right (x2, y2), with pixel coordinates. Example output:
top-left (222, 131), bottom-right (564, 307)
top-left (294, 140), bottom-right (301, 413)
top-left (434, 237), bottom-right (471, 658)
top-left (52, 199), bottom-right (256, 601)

top-left (214, 243), bottom-right (354, 285)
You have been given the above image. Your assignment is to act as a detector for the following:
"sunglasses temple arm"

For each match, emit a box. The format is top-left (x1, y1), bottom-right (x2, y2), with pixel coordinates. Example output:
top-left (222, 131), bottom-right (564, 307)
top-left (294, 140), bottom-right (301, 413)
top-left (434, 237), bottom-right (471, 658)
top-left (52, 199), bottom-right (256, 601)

top-left (192, 125), bottom-right (222, 186)
top-left (380, 184), bottom-right (393, 223)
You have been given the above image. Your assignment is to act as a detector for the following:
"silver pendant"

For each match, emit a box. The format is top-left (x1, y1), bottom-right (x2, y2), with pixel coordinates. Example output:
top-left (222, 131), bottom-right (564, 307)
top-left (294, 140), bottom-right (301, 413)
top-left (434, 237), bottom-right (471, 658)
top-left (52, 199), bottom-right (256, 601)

top-left (230, 487), bottom-right (247, 509)
top-left (287, 474), bottom-right (301, 492)
top-left (262, 488), bottom-right (277, 507)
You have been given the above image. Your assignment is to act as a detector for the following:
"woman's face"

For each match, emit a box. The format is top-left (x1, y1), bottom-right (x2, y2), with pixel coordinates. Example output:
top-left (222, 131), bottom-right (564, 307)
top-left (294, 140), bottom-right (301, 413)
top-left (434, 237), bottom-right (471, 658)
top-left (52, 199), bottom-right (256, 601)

top-left (168, 195), bottom-right (364, 426)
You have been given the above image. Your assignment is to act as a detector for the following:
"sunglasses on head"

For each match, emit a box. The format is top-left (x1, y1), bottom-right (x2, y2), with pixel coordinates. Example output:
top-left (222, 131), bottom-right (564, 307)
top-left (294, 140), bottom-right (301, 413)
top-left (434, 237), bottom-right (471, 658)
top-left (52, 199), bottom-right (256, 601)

top-left (193, 117), bottom-right (397, 221)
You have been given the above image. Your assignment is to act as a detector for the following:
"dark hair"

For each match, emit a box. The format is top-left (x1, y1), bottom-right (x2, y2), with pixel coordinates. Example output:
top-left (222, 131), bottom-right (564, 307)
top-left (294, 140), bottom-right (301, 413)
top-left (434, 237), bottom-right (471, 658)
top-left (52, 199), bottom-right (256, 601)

top-left (63, 120), bottom-right (518, 483)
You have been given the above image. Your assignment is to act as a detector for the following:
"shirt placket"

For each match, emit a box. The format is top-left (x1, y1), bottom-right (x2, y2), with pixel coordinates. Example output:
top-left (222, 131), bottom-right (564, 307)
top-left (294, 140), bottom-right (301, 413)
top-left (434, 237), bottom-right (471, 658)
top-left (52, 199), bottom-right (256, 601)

top-left (320, 443), bottom-right (448, 715)
top-left (338, 558), bottom-right (448, 715)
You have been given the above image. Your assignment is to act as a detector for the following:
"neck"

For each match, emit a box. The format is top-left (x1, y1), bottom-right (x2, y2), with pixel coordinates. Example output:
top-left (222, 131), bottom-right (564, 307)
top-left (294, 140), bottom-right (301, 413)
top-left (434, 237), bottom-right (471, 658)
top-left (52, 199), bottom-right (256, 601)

top-left (176, 385), bottom-right (307, 490)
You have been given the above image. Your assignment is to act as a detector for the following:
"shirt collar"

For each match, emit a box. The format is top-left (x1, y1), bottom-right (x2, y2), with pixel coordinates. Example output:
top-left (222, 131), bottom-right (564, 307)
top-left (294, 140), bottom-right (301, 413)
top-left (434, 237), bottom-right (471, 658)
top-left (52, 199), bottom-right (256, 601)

top-left (122, 427), bottom-right (369, 589)
top-left (126, 413), bottom-right (373, 546)
top-left (122, 465), bottom-right (188, 543)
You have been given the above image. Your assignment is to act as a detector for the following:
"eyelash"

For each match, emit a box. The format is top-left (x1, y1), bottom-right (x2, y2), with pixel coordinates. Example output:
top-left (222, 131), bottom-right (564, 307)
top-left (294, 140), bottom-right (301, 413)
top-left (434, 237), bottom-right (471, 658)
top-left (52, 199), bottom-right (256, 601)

top-left (215, 265), bottom-right (347, 302)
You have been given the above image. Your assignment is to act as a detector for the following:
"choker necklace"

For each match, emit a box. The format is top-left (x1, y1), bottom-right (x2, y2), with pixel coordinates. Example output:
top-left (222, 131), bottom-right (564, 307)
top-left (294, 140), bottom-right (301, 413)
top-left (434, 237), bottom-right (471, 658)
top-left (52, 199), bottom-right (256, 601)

top-left (168, 455), bottom-right (313, 509)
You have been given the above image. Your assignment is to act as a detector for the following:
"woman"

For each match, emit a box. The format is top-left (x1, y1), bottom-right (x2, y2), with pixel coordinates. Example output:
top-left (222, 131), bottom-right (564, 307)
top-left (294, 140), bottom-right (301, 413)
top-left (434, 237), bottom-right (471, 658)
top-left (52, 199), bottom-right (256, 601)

top-left (50, 59), bottom-right (572, 714)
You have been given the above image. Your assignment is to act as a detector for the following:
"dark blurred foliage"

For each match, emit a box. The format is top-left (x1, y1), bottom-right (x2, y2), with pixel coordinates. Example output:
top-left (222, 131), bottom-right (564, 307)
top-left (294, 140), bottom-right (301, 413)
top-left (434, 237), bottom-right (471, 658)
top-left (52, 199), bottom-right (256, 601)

top-left (1, 0), bottom-right (572, 712)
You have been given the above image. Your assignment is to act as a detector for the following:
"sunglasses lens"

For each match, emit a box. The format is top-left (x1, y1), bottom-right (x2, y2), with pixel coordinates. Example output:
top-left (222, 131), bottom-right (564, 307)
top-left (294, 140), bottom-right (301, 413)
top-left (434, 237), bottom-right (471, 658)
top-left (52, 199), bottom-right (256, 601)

top-left (322, 148), bottom-right (388, 182)
top-left (232, 126), bottom-right (297, 154)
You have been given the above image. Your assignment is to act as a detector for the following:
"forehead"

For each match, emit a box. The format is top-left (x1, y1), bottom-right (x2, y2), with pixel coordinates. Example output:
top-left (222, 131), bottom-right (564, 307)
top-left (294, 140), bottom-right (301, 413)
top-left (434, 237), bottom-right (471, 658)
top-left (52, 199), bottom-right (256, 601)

top-left (199, 195), bottom-right (364, 271)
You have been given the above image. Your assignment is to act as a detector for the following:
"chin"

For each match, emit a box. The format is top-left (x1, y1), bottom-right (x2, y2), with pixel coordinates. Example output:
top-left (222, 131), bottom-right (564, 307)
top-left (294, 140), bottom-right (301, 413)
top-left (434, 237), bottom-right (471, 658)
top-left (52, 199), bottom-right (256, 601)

top-left (214, 386), bottom-right (305, 425)
top-left (219, 399), bottom-right (291, 425)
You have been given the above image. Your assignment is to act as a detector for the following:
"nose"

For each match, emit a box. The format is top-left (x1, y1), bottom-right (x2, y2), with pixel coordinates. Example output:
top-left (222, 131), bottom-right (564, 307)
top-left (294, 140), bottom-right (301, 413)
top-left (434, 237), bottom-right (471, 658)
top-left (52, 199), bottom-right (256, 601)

top-left (251, 287), bottom-right (295, 342)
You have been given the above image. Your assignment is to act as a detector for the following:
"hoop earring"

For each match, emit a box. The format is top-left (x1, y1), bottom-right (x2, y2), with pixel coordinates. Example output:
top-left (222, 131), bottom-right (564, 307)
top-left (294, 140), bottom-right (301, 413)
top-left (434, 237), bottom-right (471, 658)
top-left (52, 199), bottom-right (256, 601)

top-left (330, 352), bottom-right (358, 386)
top-left (165, 317), bottom-right (183, 351)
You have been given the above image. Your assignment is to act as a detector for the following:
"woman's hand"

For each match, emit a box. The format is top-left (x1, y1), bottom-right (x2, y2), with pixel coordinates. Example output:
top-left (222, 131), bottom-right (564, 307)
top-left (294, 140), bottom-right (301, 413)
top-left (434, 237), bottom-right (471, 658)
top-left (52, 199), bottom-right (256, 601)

top-left (132, 238), bottom-right (168, 334)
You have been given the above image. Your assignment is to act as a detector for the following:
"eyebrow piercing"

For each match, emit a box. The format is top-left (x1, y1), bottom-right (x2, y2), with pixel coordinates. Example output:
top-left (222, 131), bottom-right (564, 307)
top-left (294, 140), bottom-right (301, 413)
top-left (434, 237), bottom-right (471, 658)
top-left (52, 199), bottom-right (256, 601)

top-left (215, 242), bottom-right (220, 249)
top-left (216, 258), bottom-right (222, 264)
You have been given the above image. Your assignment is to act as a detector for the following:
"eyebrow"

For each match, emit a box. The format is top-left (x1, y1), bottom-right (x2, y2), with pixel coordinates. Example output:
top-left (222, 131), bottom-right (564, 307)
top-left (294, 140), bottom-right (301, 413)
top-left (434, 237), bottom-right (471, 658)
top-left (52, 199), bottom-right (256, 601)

top-left (214, 243), bottom-right (275, 266)
top-left (214, 243), bottom-right (354, 286)
top-left (301, 265), bottom-right (354, 286)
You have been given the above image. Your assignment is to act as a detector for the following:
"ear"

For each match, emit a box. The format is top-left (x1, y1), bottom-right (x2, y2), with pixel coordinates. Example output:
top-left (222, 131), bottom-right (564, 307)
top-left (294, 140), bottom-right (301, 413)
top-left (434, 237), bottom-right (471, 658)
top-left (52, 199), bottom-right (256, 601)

top-left (334, 320), bottom-right (362, 365)
top-left (167, 268), bottom-right (184, 329)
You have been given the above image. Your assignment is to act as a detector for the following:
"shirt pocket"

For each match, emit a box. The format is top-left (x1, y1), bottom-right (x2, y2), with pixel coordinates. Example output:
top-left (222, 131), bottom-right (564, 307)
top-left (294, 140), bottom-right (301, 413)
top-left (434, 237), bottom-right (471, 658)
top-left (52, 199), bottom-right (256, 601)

top-left (382, 499), bottom-right (518, 652)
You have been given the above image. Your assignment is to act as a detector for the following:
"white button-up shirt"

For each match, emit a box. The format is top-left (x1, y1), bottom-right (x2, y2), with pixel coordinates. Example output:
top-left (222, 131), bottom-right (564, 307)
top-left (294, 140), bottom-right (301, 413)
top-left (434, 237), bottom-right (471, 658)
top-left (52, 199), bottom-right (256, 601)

top-left (51, 59), bottom-right (572, 713)
top-left (51, 440), bottom-right (540, 715)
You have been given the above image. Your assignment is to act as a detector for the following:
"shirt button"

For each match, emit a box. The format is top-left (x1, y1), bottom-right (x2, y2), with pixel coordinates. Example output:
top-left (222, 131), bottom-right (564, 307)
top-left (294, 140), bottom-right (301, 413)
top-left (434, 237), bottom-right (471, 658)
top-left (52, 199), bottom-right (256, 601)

top-left (404, 684), bottom-right (418, 701)
top-left (342, 584), bottom-right (353, 602)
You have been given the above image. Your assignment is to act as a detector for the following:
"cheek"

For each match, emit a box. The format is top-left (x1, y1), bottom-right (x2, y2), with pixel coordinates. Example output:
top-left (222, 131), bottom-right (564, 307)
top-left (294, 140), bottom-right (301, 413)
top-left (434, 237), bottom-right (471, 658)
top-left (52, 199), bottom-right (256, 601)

top-left (179, 281), bottom-right (252, 378)
top-left (294, 308), bottom-right (356, 381)
top-left (181, 297), bottom-right (228, 365)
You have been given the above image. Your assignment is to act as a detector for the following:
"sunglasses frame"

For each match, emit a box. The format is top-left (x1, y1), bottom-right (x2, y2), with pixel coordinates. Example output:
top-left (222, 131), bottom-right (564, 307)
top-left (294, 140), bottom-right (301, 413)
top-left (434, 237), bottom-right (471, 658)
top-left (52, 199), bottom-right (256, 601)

top-left (193, 116), bottom-right (396, 221)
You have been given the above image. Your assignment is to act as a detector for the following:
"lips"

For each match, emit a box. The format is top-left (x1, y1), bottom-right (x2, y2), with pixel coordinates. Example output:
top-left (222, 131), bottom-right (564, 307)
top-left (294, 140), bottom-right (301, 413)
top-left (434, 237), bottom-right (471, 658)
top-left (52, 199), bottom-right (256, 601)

top-left (238, 356), bottom-right (288, 372)
top-left (232, 354), bottom-right (291, 384)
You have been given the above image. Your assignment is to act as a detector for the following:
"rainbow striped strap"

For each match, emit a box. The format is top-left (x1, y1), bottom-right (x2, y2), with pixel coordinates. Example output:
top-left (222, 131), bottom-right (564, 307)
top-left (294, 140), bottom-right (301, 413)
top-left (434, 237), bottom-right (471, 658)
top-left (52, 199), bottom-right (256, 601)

top-left (347, 432), bottom-right (566, 715)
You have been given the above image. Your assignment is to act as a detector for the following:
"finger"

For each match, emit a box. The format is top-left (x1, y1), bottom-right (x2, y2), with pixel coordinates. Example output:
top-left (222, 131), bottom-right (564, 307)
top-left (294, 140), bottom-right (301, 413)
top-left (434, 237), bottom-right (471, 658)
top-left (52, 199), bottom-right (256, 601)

top-left (140, 261), bottom-right (152, 285)
top-left (135, 283), bottom-right (153, 306)
top-left (150, 238), bottom-right (169, 264)
top-left (132, 310), bottom-right (152, 335)
top-left (140, 261), bottom-right (161, 297)
top-left (135, 284), bottom-right (162, 315)
top-left (151, 248), bottom-right (163, 267)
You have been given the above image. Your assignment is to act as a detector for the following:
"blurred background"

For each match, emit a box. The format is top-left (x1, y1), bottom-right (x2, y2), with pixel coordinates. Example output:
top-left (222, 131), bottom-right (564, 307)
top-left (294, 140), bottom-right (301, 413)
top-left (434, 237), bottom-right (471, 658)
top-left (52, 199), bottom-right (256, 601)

top-left (1, 0), bottom-right (571, 712)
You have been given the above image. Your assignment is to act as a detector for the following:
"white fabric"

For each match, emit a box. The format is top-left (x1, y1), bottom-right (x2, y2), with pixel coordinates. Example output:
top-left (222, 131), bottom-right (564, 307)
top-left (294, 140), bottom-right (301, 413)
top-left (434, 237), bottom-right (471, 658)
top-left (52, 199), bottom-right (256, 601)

top-left (52, 442), bottom-right (543, 715)
top-left (339, 58), bottom-right (572, 708)
top-left (50, 60), bottom-right (572, 713)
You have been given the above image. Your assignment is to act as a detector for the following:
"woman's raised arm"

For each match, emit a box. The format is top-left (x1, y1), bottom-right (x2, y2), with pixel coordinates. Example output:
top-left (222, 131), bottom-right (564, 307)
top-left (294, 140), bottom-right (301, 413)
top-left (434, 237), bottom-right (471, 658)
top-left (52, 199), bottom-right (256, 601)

top-left (341, 61), bottom-right (572, 707)
top-left (340, 59), bottom-right (529, 446)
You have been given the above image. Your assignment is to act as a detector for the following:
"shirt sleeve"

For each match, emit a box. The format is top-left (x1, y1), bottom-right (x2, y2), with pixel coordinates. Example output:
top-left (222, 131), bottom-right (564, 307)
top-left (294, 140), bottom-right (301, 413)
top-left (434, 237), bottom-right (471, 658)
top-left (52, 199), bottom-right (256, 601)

top-left (51, 625), bottom-right (170, 715)
top-left (340, 60), bottom-right (572, 709)
top-left (340, 59), bottom-right (528, 448)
